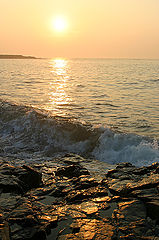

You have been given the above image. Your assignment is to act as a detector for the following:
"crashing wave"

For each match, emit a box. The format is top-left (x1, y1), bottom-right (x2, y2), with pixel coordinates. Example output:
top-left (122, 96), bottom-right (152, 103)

top-left (0, 100), bottom-right (159, 166)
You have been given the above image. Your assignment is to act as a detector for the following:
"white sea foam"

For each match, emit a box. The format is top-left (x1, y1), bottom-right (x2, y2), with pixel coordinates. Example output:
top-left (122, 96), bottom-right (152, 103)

top-left (92, 128), bottom-right (159, 166)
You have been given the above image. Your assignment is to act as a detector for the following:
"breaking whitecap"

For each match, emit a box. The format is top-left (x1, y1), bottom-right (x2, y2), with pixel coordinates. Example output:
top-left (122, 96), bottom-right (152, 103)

top-left (0, 100), bottom-right (159, 167)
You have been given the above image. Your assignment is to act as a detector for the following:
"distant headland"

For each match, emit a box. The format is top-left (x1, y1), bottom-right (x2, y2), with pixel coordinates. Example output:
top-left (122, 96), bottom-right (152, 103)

top-left (0, 54), bottom-right (39, 59)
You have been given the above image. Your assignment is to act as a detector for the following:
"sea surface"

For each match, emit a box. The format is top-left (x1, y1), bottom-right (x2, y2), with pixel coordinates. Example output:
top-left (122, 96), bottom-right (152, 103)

top-left (0, 58), bottom-right (159, 166)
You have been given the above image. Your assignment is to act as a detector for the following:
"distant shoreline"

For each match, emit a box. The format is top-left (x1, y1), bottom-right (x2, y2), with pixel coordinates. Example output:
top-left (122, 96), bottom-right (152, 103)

top-left (0, 54), bottom-right (39, 59)
top-left (0, 55), bottom-right (159, 60)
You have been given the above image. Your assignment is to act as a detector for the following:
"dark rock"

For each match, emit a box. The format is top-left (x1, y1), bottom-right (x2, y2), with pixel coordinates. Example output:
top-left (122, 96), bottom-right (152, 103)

top-left (17, 165), bottom-right (42, 189)
top-left (7, 197), bottom-right (58, 240)
top-left (74, 176), bottom-right (98, 190)
top-left (59, 219), bottom-right (115, 240)
top-left (11, 226), bottom-right (46, 240)
top-left (51, 188), bottom-right (67, 198)
top-left (55, 164), bottom-right (89, 178)
top-left (114, 199), bottom-right (146, 222)
top-left (132, 167), bottom-right (150, 176)
top-left (105, 169), bottom-right (118, 178)
top-left (146, 201), bottom-right (159, 221)
top-left (131, 188), bottom-right (158, 202)
top-left (0, 193), bottom-right (21, 213)
top-left (37, 215), bottom-right (58, 228)
top-left (154, 166), bottom-right (159, 174)
top-left (113, 199), bottom-right (148, 239)
top-left (116, 162), bottom-right (134, 169)
top-left (106, 163), bottom-right (159, 197)
top-left (0, 164), bottom-right (16, 175)
top-left (0, 164), bottom-right (42, 194)
top-left (8, 200), bottom-right (35, 220)
top-left (1, 155), bottom-right (159, 239)
top-left (0, 174), bottom-right (24, 194)
top-left (66, 185), bottom-right (108, 203)
top-left (0, 213), bottom-right (10, 240)
top-left (80, 201), bottom-right (99, 215)
top-left (147, 162), bottom-right (159, 171)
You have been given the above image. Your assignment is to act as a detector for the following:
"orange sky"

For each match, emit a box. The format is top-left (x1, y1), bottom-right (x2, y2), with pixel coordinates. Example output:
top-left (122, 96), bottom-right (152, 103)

top-left (1, 0), bottom-right (159, 58)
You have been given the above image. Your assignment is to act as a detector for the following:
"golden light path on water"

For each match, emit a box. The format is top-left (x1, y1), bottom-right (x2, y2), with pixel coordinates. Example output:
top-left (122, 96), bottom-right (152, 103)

top-left (0, 58), bottom-right (159, 138)
top-left (45, 59), bottom-right (72, 116)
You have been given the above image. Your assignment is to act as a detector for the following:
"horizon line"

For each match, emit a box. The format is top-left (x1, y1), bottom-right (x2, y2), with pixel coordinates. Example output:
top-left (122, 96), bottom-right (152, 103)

top-left (1, 54), bottom-right (159, 60)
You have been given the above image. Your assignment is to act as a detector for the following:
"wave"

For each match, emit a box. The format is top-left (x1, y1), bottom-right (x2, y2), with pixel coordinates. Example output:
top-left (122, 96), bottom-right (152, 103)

top-left (150, 79), bottom-right (159, 83)
top-left (0, 100), bottom-right (159, 166)
top-left (96, 102), bottom-right (119, 108)
top-left (92, 128), bottom-right (159, 166)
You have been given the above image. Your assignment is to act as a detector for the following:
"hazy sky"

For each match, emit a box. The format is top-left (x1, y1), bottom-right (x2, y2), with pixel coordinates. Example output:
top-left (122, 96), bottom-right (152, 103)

top-left (1, 0), bottom-right (159, 58)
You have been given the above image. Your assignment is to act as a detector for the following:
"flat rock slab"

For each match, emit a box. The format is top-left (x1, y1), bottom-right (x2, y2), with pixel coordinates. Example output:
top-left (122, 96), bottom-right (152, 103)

top-left (107, 162), bottom-right (159, 196)
top-left (58, 219), bottom-right (115, 240)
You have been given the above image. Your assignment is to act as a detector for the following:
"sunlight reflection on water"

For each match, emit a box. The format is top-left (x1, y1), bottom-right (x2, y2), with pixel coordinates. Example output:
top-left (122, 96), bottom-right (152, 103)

top-left (0, 58), bottom-right (159, 138)
top-left (46, 59), bottom-right (72, 116)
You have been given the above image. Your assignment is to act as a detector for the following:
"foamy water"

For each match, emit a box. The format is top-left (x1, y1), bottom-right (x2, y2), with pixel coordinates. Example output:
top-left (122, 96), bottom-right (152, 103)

top-left (0, 58), bottom-right (159, 166)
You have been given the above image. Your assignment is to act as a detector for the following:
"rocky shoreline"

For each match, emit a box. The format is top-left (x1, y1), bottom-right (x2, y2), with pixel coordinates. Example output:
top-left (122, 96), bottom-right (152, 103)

top-left (0, 154), bottom-right (159, 240)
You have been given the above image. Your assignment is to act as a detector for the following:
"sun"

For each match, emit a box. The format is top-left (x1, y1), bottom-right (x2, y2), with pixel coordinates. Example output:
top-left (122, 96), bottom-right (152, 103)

top-left (53, 16), bottom-right (68, 33)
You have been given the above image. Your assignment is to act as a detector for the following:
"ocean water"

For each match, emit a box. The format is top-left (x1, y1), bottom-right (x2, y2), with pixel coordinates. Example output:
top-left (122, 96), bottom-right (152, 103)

top-left (0, 58), bottom-right (159, 166)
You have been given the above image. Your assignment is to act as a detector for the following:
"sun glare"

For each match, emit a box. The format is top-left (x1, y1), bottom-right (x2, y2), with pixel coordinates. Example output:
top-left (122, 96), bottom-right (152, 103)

top-left (53, 16), bottom-right (68, 33)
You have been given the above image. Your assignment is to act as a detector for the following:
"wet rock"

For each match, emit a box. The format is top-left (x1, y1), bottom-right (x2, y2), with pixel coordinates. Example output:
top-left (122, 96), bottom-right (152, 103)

top-left (8, 200), bottom-right (35, 221)
top-left (114, 199), bottom-right (147, 222)
top-left (107, 163), bottom-right (159, 197)
top-left (55, 164), bottom-right (89, 178)
top-left (1, 155), bottom-right (159, 239)
top-left (146, 201), bottom-right (159, 221)
top-left (92, 196), bottom-right (111, 203)
top-left (59, 219), bottom-right (115, 240)
top-left (0, 213), bottom-right (10, 240)
top-left (116, 162), bottom-right (134, 169)
top-left (11, 226), bottom-right (46, 240)
top-left (0, 193), bottom-right (21, 215)
top-left (7, 197), bottom-right (58, 240)
top-left (135, 173), bottom-right (159, 189)
top-left (74, 176), bottom-right (98, 190)
top-left (16, 165), bottom-right (42, 189)
top-left (154, 166), bottom-right (159, 174)
top-left (147, 162), bottom-right (159, 171)
top-left (0, 164), bottom-right (42, 194)
top-left (106, 162), bottom-right (135, 179)
top-left (37, 215), bottom-right (58, 228)
top-left (131, 188), bottom-right (158, 197)
top-left (66, 185), bottom-right (108, 203)
top-left (80, 201), bottom-right (98, 215)
top-left (70, 221), bottom-right (81, 233)
top-left (0, 174), bottom-right (24, 194)
top-left (113, 199), bottom-right (148, 239)
top-left (131, 188), bottom-right (158, 202)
